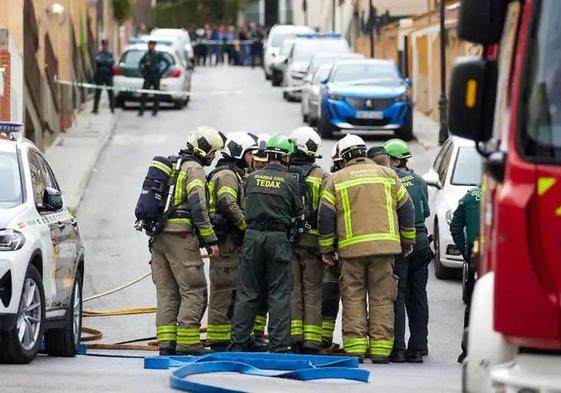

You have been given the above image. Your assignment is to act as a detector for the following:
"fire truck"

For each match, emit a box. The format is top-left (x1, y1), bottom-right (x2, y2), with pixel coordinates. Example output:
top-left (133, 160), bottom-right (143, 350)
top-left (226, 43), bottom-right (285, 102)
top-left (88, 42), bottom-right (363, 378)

top-left (448, 0), bottom-right (561, 392)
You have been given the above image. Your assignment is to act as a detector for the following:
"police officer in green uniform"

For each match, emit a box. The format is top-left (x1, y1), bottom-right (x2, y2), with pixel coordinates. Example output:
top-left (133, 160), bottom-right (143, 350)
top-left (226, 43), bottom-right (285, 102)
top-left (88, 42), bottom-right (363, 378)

top-left (138, 40), bottom-right (171, 117)
top-left (384, 139), bottom-right (431, 364)
top-left (450, 186), bottom-right (481, 363)
top-left (92, 39), bottom-right (115, 114)
top-left (230, 134), bottom-right (305, 353)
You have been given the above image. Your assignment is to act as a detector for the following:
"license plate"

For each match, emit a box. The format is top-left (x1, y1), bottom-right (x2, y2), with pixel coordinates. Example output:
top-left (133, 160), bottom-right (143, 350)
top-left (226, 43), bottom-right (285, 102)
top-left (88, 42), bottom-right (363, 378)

top-left (356, 111), bottom-right (384, 119)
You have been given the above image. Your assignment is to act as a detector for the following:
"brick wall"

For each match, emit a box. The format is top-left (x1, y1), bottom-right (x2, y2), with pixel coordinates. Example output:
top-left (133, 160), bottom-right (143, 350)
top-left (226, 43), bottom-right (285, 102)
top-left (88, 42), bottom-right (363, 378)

top-left (0, 48), bottom-right (10, 121)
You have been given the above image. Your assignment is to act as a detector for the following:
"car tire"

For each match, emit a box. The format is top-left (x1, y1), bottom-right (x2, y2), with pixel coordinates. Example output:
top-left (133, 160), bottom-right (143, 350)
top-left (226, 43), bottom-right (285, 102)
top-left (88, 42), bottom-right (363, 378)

top-left (173, 100), bottom-right (183, 110)
top-left (396, 110), bottom-right (414, 141)
top-left (309, 115), bottom-right (318, 127)
top-left (272, 74), bottom-right (281, 87)
top-left (44, 271), bottom-right (82, 357)
top-left (115, 96), bottom-right (125, 109)
top-left (318, 110), bottom-right (335, 139)
top-left (303, 113), bottom-right (309, 123)
top-left (0, 265), bottom-right (46, 364)
top-left (265, 73), bottom-right (271, 81)
top-left (433, 222), bottom-right (457, 280)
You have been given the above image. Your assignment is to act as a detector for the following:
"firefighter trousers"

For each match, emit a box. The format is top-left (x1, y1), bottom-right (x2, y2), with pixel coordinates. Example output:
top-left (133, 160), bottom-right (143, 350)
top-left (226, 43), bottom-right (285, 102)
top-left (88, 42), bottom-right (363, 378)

top-left (151, 232), bottom-right (207, 351)
top-left (321, 264), bottom-right (340, 346)
top-left (207, 235), bottom-right (240, 345)
top-left (340, 255), bottom-right (397, 357)
top-left (231, 230), bottom-right (292, 352)
top-left (290, 246), bottom-right (323, 350)
top-left (393, 232), bottom-right (430, 353)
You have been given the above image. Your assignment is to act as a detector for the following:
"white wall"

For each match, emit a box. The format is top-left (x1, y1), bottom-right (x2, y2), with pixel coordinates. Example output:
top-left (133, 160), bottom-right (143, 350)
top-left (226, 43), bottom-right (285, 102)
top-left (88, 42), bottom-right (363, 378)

top-left (9, 36), bottom-right (22, 123)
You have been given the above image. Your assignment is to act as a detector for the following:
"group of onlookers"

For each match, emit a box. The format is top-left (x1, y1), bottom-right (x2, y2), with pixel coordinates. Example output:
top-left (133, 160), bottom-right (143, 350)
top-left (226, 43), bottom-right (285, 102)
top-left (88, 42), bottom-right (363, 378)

top-left (191, 23), bottom-right (265, 67)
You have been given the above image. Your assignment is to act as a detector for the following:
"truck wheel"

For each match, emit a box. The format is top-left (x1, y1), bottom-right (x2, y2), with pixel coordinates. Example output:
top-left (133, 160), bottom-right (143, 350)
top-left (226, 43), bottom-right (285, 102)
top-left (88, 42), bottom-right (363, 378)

top-left (44, 271), bottom-right (82, 357)
top-left (0, 266), bottom-right (45, 364)
top-left (433, 222), bottom-right (457, 279)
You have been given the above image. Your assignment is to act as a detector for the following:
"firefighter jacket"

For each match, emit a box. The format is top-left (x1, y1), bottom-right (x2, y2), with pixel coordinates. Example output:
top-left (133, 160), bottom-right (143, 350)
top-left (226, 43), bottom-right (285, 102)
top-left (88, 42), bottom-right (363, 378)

top-left (395, 168), bottom-right (430, 232)
top-left (450, 186), bottom-right (481, 253)
top-left (163, 158), bottom-right (217, 245)
top-left (318, 157), bottom-right (416, 258)
top-left (244, 163), bottom-right (305, 229)
top-left (208, 159), bottom-right (247, 231)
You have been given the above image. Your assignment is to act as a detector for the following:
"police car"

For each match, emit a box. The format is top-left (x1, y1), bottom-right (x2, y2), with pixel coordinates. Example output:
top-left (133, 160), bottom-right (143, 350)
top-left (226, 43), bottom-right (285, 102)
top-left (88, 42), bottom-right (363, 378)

top-left (0, 123), bottom-right (84, 363)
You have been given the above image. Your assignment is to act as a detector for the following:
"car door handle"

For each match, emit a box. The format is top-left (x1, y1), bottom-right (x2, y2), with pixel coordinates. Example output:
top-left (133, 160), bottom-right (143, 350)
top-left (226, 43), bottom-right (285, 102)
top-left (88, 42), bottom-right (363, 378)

top-left (57, 221), bottom-right (66, 231)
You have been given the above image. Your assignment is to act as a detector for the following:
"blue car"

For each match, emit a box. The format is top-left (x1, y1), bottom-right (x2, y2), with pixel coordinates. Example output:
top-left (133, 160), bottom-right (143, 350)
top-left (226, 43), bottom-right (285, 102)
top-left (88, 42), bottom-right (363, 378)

top-left (318, 59), bottom-right (413, 140)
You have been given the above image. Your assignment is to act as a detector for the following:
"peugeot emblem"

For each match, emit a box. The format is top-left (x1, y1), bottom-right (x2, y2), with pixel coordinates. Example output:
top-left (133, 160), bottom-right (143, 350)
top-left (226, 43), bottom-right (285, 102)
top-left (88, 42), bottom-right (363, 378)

top-left (365, 99), bottom-right (373, 108)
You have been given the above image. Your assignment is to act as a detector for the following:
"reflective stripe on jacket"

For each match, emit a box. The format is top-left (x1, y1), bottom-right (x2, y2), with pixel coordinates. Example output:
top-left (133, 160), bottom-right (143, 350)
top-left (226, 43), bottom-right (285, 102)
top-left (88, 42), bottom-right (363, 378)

top-left (298, 165), bottom-right (329, 249)
top-left (208, 167), bottom-right (247, 230)
top-left (318, 157), bottom-right (416, 258)
top-left (164, 159), bottom-right (217, 244)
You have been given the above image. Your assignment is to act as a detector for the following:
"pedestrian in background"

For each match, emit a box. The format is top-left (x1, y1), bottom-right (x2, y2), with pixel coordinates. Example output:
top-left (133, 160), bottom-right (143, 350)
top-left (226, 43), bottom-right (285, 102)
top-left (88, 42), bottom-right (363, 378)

top-left (238, 25), bottom-right (249, 66)
top-left (92, 39), bottom-right (115, 114)
top-left (138, 40), bottom-right (171, 117)
top-left (318, 134), bottom-right (416, 363)
top-left (384, 139), bottom-right (431, 364)
top-left (249, 23), bottom-right (264, 68)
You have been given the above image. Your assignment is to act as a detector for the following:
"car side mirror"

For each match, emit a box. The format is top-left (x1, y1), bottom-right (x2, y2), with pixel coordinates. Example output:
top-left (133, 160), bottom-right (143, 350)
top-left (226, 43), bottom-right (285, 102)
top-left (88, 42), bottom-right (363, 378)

top-left (448, 57), bottom-right (497, 143)
top-left (320, 76), bottom-right (329, 84)
top-left (283, 58), bottom-right (288, 64)
top-left (405, 78), bottom-right (412, 88)
top-left (423, 170), bottom-right (442, 190)
top-left (42, 187), bottom-right (63, 211)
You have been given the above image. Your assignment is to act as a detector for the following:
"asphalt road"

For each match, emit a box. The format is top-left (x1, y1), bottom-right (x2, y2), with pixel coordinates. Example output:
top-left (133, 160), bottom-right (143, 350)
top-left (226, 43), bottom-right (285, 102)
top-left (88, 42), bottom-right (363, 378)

top-left (0, 65), bottom-right (463, 392)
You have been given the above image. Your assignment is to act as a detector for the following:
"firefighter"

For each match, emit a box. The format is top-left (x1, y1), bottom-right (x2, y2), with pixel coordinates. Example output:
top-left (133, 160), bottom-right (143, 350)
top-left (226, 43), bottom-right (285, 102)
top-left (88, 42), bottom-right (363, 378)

top-left (288, 127), bottom-right (329, 353)
top-left (206, 132), bottom-right (257, 351)
top-left (150, 125), bottom-right (223, 356)
top-left (230, 134), bottom-right (305, 353)
top-left (450, 186), bottom-right (481, 363)
top-left (318, 134), bottom-right (416, 363)
top-left (384, 138), bottom-right (431, 364)
top-left (320, 142), bottom-right (344, 349)
top-left (138, 40), bottom-right (171, 117)
top-left (92, 39), bottom-right (115, 114)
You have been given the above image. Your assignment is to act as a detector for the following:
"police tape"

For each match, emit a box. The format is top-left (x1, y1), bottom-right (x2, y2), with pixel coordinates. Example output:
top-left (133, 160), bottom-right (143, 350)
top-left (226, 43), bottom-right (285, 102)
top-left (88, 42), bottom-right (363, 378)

top-left (55, 78), bottom-right (304, 97)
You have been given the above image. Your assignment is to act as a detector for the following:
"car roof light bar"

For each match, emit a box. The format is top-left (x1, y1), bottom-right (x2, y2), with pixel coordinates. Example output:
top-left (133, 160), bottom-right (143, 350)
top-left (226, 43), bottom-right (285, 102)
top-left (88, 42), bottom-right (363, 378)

top-left (296, 32), bottom-right (342, 38)
top-left (0, 122), bottom-right (24, 141)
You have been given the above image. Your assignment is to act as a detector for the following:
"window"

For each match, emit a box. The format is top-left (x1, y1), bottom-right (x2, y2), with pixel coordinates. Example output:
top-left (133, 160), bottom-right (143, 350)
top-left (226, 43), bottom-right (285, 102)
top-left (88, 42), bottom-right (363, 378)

top-left (292, 40), bottom-right (350, 63)
top-left (451, 147), bottom-right (483, 186)
top-left (28, 150), bottom-right (60, 209)
top-left (120, 50), bottom-right (175, 66)
top-left (520, 0), bottom-right (561, 163)
top-left (432, 139), bottom-right (452, 171)
top-left (436, 141), bottom-right (454, 183)
top-left (0, 152), bottom-right (23, 208)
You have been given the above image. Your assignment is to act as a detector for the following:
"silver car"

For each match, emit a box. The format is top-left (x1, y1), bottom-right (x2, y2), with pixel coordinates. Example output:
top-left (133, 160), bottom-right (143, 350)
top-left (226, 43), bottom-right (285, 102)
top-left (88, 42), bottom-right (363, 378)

top-left (302, 64), bottom-right (334, 126)
top-left (301, 53), bottom-right (364, 123)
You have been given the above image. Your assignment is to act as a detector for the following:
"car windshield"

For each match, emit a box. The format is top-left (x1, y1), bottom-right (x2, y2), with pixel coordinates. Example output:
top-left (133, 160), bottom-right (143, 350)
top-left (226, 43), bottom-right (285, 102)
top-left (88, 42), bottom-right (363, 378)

top-left (520, 0), bottom-right (561, 163)
top-left (120, 50), bottom-right (175, 66)
top-left (331, 63), bottom-right (401, 86)
top-left (0, 152), bottom-right (23, 208)
top-left (271, 32), bottom-right (305, 47)
top-left (292, 39), bottom-right (350, 62)
top-left (314, 68), bottom-right (331, 84)
top-left (280, 40), bottom-right (295, 56)
top-left (451, 147), bottom-right (482, 186)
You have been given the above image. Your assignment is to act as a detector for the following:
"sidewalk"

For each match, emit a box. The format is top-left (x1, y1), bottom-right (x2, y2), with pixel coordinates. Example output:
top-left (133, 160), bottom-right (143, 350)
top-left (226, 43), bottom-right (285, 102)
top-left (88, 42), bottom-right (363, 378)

top-left (414, 110), bottom-right (440, 150)
top-left (46, 99), bottom-right (118, 213)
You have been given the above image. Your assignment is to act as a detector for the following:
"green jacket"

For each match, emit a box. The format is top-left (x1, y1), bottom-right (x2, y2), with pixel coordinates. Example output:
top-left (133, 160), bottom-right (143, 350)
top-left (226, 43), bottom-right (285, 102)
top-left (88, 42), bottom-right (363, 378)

top-left (94, 50), bottom-right (115, 78)
top-left (139, 51), bottom-right (171, 77)
top-left (244, 163), bottom-right (305, 229)
top-left (450, 187), bottom-right (481, 253)
top-left (395, 168), bottom-right (430, 232)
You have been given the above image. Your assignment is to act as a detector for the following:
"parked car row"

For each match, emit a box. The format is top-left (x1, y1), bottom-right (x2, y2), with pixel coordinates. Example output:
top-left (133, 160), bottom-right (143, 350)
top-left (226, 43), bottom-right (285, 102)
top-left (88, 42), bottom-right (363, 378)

top-left (263, 25), bottom-right (414, 140)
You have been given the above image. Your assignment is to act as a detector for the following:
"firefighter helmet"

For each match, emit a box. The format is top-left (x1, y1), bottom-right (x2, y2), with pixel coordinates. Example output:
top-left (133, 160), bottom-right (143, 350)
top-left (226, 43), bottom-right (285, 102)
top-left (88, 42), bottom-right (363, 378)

top-left (186, 126), bottom-right (225, 161)
top-left (289, 127), bottom-right (322, 158)
top-left (253, 133), bottom-right (271, 162)
top-left (330, 141), bottom-right (343, 163)
top-left (222, 132), bottom-right (258, 160)
top-left (338, 134), bottom-right (367, 160)
top-left (384, 138), bottom-right (412, 159)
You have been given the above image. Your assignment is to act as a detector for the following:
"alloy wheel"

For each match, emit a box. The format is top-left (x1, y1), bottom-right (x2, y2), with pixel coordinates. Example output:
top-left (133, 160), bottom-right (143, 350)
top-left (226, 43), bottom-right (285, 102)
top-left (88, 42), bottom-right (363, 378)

top-left (16, 278), bottom-right (42, 351)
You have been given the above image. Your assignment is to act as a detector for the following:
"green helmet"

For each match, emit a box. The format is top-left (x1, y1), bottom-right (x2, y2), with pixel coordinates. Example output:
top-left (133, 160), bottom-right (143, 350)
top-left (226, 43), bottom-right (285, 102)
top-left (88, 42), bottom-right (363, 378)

top-left (265, 133), bottom-right (294, 157)
top-left (384, 138), bottom-right (412, 159)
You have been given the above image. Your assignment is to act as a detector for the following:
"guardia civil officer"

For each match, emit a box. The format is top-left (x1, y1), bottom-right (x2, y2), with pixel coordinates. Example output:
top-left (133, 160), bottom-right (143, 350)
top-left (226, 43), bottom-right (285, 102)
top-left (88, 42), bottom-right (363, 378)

top-left (92, 39), bottom-right (115, 114)
top-left (450, 186), bottom-right (481, 363)
top-left (138, 40), bottom-right (171, 117)
top-left (318, 134), bottom-right (416, 363)
top-left (230, 134), bottom-right (305, 353)
top-left (288, 127), bottom-right (329, 353)
top-left (384, 139), bottom-right (431, 364)
top-left (206, 132), bottom-right (257, 351)
top-left (151, 126), bottom-right (223, 356)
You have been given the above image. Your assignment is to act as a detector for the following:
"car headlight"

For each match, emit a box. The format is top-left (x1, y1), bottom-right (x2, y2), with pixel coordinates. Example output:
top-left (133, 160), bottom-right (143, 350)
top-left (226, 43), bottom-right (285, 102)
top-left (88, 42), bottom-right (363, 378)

top-left (328, 92), bottom-right (343, 101)
top-left (0, 229), bottom-right (25, 251)
top-left (394, 93), bottom-right (409, 102)
top-left (446, 209), bottom-right (454, 225)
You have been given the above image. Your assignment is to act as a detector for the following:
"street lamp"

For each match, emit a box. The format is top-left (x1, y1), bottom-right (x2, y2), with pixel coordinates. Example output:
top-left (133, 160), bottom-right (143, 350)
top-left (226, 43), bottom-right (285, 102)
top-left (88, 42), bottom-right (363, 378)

top-left (438, 0), bottom-right (448, 145)
top-left (46, 3), bottom-right (67, 26)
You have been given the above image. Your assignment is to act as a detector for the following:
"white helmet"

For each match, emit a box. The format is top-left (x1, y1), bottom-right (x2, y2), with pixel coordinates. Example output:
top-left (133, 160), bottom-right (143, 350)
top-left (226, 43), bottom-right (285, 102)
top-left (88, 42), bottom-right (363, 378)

top-left (330, 141), bottom-right (343, 163)
top-left (223, 132), bottom-right (258, 160)
top-left (186, 125), bottom-right (225, 161)
top-left (253, 133), bottom-right (271, 162)
top-left (289, 127), bottom-right (322, 158)
top-left (338, 134), bottom-right (367, 159)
